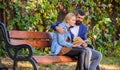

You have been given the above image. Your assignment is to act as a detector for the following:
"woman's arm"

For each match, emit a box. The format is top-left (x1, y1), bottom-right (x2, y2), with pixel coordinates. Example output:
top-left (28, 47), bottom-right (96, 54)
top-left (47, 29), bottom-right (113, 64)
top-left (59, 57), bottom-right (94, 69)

top-left (57, 32), bottom-right (73, 48)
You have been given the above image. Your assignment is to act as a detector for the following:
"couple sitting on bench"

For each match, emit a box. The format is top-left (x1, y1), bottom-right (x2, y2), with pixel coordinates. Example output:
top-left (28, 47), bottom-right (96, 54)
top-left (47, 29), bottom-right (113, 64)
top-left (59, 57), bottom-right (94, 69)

top-left (50, 9), bottom-right (102, 70)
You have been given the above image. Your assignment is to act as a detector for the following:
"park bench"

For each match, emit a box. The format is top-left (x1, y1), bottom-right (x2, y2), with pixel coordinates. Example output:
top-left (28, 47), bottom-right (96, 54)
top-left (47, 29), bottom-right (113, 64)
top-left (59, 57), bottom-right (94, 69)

top-left (9, 31), bottom-right (77, 70)
top-left (0, 22), bottom-right (77, 70)
top-left (0, 22), bottom-right (100, 70)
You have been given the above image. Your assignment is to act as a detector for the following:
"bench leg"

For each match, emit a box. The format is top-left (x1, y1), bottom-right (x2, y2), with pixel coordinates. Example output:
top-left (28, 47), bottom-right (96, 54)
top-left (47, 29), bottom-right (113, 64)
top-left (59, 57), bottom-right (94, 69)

top-left (13, 60), bottom-right (17, 70)
top-left (28, 58), bottom-right (39, 70)
top-left (13, 58), bottom-right (38, 70)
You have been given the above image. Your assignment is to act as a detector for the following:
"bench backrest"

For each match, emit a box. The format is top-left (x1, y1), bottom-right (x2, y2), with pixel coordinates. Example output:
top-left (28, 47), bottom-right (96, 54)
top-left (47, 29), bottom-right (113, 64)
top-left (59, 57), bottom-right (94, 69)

top-left (9, 30), bottom-right (52, 48)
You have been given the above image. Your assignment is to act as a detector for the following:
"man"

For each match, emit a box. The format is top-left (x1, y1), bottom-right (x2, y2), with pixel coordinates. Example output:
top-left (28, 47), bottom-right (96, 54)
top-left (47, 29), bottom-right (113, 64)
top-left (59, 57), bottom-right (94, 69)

top-left (51, 9), bottom-right (102, 70)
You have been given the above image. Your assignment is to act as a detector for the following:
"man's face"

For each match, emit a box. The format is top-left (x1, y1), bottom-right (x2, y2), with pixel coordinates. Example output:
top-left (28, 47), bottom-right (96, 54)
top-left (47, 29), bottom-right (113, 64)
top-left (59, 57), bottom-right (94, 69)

top-left (76, 14), bottom-right (85, 25)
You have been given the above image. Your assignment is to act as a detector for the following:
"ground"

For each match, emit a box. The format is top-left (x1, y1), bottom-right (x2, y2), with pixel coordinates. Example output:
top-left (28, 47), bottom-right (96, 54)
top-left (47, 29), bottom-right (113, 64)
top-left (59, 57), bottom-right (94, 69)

top-left (1, 57), bottom-right (120, 70)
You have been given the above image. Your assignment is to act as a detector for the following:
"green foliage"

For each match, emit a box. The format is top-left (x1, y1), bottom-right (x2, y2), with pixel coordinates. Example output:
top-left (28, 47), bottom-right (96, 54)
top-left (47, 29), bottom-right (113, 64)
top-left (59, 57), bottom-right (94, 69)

top-left (0, 31), bottom-right (8, 57)
top-left (0, 0), bottom-right (120, 57)
top-left (0, 41), bottom-right (7, 57)
top-left (33, 48), bottom-right (50, 55)
top-left (0, 0), bottom-right (58, 31)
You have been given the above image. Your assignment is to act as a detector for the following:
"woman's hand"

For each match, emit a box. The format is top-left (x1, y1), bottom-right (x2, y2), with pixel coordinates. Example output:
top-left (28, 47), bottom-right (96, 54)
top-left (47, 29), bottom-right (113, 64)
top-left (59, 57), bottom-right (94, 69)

top-left (73, 44), bottom-right (80, 47)
top-left (73, 37), bottom-right (84, 46)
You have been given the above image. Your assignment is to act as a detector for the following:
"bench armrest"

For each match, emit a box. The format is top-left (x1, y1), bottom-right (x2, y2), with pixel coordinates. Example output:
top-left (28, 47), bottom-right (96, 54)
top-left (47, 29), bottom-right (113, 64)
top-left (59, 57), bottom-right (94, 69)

top-left (87, 44), bottom-right (95, 49)
top-left (7, 44), bottom-right (33, 61)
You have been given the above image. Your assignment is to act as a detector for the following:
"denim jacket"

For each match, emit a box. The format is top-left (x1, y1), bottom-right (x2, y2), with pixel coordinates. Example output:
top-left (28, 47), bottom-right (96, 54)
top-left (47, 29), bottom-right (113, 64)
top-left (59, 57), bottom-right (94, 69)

top-left (50, 22), bottom-right (73, 55)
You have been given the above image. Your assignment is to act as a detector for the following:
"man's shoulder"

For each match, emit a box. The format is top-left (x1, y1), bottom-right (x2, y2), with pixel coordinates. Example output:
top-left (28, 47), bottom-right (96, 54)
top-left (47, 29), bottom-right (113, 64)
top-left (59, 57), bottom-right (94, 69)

top-left (80, 23), bottom-right (87, 28)
top-left (81, 23), bottom-right (87, 26)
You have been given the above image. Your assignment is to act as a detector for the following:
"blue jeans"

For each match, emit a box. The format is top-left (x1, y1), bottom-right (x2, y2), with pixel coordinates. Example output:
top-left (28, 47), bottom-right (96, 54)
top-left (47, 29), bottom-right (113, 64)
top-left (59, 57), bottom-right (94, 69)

top-left (84, 48), bottom-right (92, 70)
top-left (89, 48), bottom-right (102, 70)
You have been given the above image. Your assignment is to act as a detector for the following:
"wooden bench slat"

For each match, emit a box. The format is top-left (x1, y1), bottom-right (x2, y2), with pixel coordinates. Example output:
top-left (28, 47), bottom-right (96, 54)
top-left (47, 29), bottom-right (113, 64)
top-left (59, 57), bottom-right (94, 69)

top-left (9, 30), bottom-right (52, 39)
top-left (32, 56), bottom-right (76, 64)
top-left (10, 39), bottom-right (51, 48)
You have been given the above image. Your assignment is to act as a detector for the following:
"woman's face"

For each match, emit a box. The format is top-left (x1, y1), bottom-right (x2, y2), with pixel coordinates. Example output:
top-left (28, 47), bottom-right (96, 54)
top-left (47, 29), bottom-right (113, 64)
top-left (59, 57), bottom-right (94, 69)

top-left (68, 16), bottom-right (76, 27)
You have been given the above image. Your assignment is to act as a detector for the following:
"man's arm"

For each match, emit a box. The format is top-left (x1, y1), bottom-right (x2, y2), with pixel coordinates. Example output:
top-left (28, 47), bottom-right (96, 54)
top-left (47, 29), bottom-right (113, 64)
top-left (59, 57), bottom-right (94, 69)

top-left (51, 21), bottom-right (66, 34)
top-left (79, 24), bottom-right (88, 48)
top-left (51, 22), bottom-right (61, 30)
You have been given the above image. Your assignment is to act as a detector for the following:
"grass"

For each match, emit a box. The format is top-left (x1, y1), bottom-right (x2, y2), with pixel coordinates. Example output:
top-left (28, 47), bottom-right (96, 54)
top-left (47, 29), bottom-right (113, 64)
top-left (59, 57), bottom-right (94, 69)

top-left (101, 56), bottom-right (120, 66)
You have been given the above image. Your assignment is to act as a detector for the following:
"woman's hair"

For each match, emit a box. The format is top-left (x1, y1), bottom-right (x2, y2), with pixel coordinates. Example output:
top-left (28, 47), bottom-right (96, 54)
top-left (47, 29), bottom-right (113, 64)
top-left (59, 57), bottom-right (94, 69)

top-left (63, 13), bottom-right (75, 23)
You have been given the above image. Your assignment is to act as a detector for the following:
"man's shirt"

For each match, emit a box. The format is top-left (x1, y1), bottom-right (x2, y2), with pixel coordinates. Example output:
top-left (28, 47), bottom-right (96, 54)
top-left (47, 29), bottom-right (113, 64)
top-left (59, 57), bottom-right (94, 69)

top-left (70, 25), bottom-right (79, 38)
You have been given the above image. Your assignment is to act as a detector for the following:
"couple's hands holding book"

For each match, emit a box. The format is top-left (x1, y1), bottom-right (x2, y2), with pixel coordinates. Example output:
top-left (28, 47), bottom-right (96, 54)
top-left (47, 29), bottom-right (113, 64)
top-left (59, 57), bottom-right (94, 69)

top-left (73, 37), bottom-right (87, 48)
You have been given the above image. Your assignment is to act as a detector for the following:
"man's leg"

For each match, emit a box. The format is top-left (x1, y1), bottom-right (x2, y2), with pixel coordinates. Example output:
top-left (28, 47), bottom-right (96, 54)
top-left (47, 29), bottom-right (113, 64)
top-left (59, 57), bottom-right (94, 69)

top-left (89, 49), bottom-right (102, 70)
top-left (84, 48), bottom-right (92, 70)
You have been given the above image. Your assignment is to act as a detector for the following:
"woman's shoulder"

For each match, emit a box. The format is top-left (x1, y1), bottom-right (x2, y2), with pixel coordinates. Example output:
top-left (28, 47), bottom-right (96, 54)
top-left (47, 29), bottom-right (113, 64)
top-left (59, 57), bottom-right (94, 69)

top-left (58, 22), bottom-right (68, 30)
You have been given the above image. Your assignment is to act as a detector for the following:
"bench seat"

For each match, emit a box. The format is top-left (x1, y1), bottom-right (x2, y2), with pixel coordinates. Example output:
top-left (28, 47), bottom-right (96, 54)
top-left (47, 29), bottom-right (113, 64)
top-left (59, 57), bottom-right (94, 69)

top-left (32, 56), bottom-right (76, 64)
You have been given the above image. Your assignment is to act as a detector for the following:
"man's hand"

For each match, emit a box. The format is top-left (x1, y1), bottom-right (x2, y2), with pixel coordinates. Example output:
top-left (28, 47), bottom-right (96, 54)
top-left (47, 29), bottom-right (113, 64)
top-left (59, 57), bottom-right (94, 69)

top-left (81, 42), bottom-right (87, 48)
top-left (55, 26), bottom-right (66, 34)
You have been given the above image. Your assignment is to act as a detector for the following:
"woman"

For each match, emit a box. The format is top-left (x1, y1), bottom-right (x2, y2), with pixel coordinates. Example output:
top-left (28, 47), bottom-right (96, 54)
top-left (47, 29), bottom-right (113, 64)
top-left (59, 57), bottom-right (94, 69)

top-left (51, 13), bottom-right (89, 70)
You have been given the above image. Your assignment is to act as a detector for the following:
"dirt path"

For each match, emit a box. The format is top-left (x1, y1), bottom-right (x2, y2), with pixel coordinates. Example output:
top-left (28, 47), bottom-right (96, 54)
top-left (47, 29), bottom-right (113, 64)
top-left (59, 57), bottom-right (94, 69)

top-left (1, 57), bottom-right (120, 70)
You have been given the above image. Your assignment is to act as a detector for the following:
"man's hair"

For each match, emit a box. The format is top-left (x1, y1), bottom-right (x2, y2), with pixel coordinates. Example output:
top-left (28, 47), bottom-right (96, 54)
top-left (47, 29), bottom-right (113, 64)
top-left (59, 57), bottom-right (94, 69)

top-left (75, 9), bottom-right (85, 16)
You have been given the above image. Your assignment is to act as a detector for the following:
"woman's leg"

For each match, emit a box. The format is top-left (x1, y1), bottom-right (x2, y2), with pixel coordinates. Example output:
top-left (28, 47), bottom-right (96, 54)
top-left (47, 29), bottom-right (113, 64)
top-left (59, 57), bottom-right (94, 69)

top-left (64, 47), bottom-right (85, 70)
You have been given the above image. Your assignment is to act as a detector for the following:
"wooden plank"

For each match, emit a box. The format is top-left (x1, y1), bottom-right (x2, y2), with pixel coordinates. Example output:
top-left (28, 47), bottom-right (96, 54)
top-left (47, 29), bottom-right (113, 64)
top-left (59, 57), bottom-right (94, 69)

top-left (10, 39), bottom-right (51, 48)
top-left (9, 30), bottom-right (52, 39)
top-left (32, 56), bottom-right (76, 64)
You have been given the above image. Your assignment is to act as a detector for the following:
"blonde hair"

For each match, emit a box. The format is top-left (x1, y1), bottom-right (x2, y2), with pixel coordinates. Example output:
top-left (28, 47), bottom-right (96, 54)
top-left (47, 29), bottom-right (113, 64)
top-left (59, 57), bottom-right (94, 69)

top-left (63, 13), bottom-right (75, 23)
